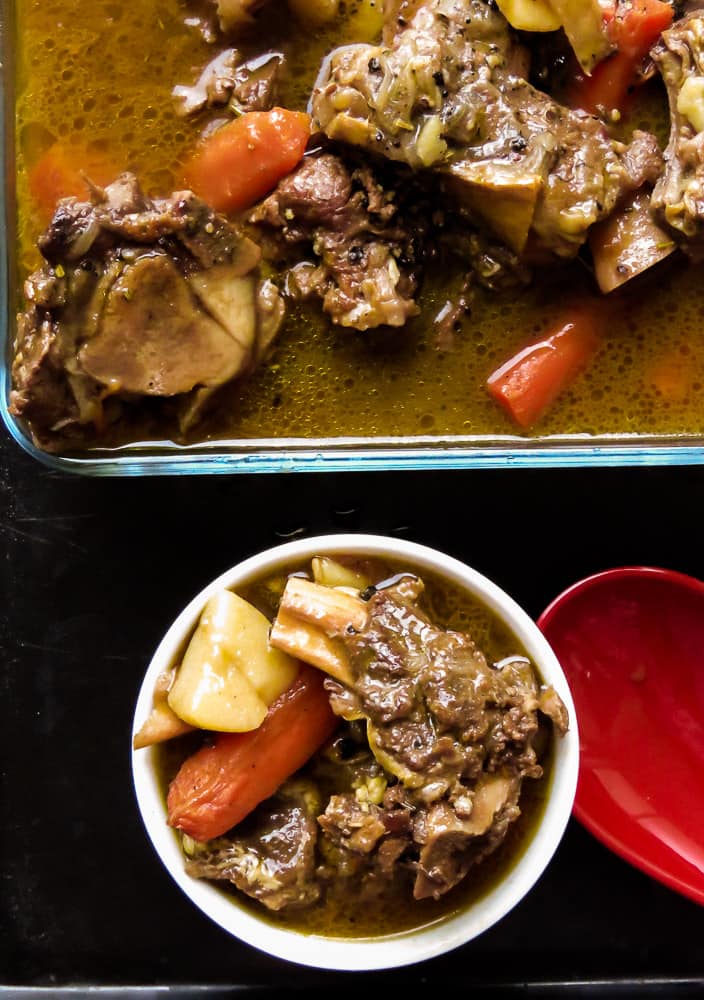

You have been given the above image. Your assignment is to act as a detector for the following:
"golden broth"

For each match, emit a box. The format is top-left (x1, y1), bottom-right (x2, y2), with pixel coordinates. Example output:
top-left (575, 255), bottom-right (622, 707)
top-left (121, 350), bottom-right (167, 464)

top-left (14, 0), bottom-right (704, 444)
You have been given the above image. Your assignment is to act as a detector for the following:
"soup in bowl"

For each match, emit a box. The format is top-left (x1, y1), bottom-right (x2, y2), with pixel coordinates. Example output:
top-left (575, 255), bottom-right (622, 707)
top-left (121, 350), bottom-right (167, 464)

top-left (131, 534), bottom-right (578, 969)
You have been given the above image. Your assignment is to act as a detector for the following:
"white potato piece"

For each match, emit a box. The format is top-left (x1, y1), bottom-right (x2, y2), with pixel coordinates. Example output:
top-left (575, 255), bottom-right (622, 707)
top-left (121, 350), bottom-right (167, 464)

top-left (546, 0), bottom-right (612, 73)
top-left (167, 590), bottom-right (298, 731)
top-left (678, 76), bottom-right (704, 134)
top-left (168, 623), bottom-right (268, 732)
top-left (206, 590), bottom-right (299, 704)
top-left (215, 0), bottom-right (262, 33)
top-left (311, 556), bottom-right (371, 591)
top-left (288, 0), bottom-right (339, 26)
top-left (495, 0), bottom-right (560, 32)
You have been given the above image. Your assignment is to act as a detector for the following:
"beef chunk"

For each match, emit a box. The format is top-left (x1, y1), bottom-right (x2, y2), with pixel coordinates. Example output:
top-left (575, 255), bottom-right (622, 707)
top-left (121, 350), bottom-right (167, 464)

top-left (250, 152), bottom-right (422, 329)
top-left (184, 779), bottom-right (321, 911)
top-left (323, 576), bottom-right (567, 900)
top-left (311, 0), bottom-right (661, 259)
top-left (11, 173), bottom-right (284, 450)
top-left (341, 585), bottom-right (544, 787)
top-left (652, 12), bottom-right (704, 257)
top-left (412, 774), bottom-right (521, 900)
top-left (318, 793), bottom-right (387, 853)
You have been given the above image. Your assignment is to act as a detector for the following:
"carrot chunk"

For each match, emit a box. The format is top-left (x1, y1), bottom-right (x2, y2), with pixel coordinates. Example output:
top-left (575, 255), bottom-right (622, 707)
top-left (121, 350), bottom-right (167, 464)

top-left (569, 0), bottom-right (674, 115)
top-left (646, 349), bottom-right (692, 402)
top-left (166, 664), bottom-right (337, 841)
top-left (486, 304), bottom-right (603, 429)
top-left (28, 143), bottom-right (117, 220)
top-left (183, 108), bottom-right (310, 215)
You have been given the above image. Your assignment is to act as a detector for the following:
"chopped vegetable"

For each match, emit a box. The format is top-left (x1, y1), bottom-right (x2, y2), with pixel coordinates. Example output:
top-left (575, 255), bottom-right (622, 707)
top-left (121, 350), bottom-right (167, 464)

top-left (677, 75), bottom-right (704, 134)
top-left (547, 0), bottom-right (613, 74)
top-left (569, 0), bottom-right (674, 114)
top-left (486, 304), bottom-right (603, 428)
top-left (610, 0), bottom-right (674, 60)
top-left (183, 108), bottom-right (311, 214)
top-left (495, 0), bottom-right (561, 32)
top-left (133, 668), bottom-right (194, 750)
top-left (215, 0), bottom-right (263, 33)
top-left (167, 590), bottom-right (299, 732)
top-left (166, 664), bottom-right (338, 841)
top-left (28, 143), bottom-right (116, 220)
top-left (287, 0), bottom-right (339, 25)
top-left (311, 556), bottom-right (371, 591)
top-left (646, 349), bottom-right (692, 401)
top-left (589, 188), bottom-right (676, 293)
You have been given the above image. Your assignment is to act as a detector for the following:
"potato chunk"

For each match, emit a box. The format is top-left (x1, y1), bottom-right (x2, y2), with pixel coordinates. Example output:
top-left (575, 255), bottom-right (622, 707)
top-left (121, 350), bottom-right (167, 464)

top-left (546, 0), bottom-right (612, 73)
top-left (495, 0), bottom-right (560, 32)
top-left (287, 0), bottom-right (339, 25)
top-left (168, 590), bottom-right (298, 732)
top-left (311, 557), bottom-right (371, 591)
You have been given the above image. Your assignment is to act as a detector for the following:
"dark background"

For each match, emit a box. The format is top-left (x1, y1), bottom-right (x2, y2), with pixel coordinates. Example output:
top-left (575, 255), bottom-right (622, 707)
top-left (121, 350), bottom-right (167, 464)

top-left (2, 438), bottom-right (704, 997)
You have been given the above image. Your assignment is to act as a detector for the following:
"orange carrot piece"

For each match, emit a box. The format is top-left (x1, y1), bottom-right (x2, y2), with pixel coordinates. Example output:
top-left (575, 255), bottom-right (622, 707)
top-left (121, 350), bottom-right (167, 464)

top-left (487, 304), bottom-right (603, 429)
top-left (646, 350), bottom-right (692, 402)
top-left (28, 143), bottom-right (116, 221)
top-left (183, 108), bottom-right (310, 215)
top-left (166, 664), bottom-right (337, 841)
top-left (613, 0), bottom-right (674, 61)
top-left (569, 0), bottom-right (674, 115)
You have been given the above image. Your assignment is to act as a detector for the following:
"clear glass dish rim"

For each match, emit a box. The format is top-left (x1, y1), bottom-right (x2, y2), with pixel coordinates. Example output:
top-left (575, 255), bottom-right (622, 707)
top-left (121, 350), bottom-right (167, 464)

top-left (4, 384), bottom-right (704, 475)
top-left (3, 5), bottom-right (704, 477)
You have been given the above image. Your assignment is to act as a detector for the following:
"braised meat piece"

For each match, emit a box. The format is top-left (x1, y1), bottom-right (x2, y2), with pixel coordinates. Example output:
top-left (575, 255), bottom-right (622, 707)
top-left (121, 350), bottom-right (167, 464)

top-left (318, 793), bottom-right (388, 853)
top-left (11, 173), bottom-right (284, 450)
top-left (651, 12), bottom-right (704, 258)
top-left (184, 779), bottom-right (322, 911)
top-left (274, 573), bottom-right (568, 902)
top-left (251, 150), bottom-right (532, 334)
top-left (172, 562), bottom-right (568, 915)
top-left (250, 152), bottom-right (423, 329)
top-left (311, 0), bottom-right (662, 259)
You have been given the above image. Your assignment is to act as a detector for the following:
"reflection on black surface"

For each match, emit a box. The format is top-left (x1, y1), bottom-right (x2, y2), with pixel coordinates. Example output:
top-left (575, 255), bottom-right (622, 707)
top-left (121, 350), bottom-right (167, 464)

top-left (1, 447), bottom-right (704, 988)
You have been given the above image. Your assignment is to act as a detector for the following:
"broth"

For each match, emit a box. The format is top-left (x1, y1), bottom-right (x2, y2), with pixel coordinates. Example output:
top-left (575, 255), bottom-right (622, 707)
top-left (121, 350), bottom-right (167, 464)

top-left (14, 0), bottom-right (704, 445)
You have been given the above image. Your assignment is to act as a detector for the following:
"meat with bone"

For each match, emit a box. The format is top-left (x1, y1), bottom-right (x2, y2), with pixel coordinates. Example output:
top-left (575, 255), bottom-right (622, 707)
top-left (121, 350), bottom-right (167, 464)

top-left (271, 573), bottom-right (568, 901)
top-left (250, 150), bottom-right (531, 332)
top-left (651, 11), bottom-right (704, 258)
top-left (11, 173), bottom-right (284, 450)
top-left (311, 0), bottom-right (662, 259)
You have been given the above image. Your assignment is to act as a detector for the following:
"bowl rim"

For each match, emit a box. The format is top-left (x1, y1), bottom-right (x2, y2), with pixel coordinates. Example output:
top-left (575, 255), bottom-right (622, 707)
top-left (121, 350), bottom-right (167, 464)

top-left (131, 533), bottom-right (580, 970)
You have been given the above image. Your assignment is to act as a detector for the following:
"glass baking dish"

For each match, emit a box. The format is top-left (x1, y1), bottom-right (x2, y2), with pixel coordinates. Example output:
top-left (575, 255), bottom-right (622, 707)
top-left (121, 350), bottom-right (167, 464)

top-left (4, 0), bottom-right (704, 476)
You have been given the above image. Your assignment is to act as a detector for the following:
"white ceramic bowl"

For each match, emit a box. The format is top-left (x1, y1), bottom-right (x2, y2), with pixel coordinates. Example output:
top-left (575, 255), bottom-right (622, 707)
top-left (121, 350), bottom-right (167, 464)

top-left (132, 534), bottom-right (579, 971)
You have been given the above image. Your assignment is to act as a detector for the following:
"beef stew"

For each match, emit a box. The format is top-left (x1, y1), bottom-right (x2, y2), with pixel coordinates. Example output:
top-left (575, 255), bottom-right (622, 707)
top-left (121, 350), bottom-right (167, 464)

top-left (10, 0), bottom-right (704, 457)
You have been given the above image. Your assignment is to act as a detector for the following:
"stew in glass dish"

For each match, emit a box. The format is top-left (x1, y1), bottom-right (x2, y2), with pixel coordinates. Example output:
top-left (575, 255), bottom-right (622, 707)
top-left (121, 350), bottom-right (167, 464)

top-left (10, 0), bottom-right (704, 452)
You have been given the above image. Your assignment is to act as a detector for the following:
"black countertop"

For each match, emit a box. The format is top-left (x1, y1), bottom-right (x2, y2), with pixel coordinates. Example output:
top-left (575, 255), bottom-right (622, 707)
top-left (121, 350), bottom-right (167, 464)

top-left (2, 436), bottom-right (704, 997)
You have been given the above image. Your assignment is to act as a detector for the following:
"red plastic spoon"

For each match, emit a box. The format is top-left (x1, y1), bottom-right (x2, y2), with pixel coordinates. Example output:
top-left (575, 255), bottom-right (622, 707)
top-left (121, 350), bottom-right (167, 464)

top-left (538, 567), bottom-right (704, 906)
